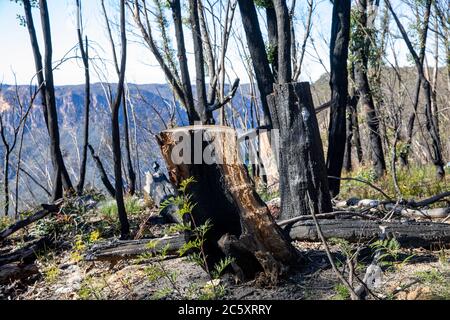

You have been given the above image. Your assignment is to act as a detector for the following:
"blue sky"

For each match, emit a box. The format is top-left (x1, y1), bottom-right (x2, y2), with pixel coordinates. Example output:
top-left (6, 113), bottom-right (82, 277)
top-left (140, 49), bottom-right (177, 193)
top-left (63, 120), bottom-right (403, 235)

top-left (0, 0), bottom-right (414, 86)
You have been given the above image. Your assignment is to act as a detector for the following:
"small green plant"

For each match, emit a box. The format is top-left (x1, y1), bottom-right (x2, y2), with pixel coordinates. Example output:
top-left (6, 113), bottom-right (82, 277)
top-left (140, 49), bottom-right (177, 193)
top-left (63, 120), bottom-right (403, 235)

top-left (71, 230), bottom-right (101, 262)
top-left (0, 215), bottom-right (13, 230)
top-left (43, 264), bottom-right (60, 284)
top-left (333, 283), bottom-right (350, 300)
top-left (340, 164), bottom-right (450, 203)
top-left (78, 276), bottom-right (105, 300)
top-left (438, 249), bottom-right (448, 267)
top-left (99, 197), bottom-right (143, 221)
top-left (414, 269), bottom-right (450, 299)
top-left (141, 177), bottom-right (233, 300)
top-left (370, 238), bottom-right (414, 270)
top-left (257, 184), bottom-right (279, 202)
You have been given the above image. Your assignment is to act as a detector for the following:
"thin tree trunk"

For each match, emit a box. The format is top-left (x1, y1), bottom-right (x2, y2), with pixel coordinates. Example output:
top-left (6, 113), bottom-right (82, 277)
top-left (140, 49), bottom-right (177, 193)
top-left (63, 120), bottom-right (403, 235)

top-left (111, 0), bottom-right (130, 239)
top-left (326, 0), bottom-right (351, 196)
top-left (3, 152), bottom-right (10, 216)
top-left (122, 92), bottom-right (136, 195)
top-left (189, 0), bottom-right (211, 124)
top-left (353, 0), bottom-right (386, 177)
top-left (39, 0), bottom-right (74, 199)
top-left (273, 0), bottom-right (291, 83)
top-left (75, 2), bottom-right (90, 195)
top-left (386, 0), bottom-right (445, 178)
top-left (266, 6), bottom-right (278, 78)
top-left (23, 0), bottom-right (49, 132)
top-left (237, 0), bottom-right (274, 127)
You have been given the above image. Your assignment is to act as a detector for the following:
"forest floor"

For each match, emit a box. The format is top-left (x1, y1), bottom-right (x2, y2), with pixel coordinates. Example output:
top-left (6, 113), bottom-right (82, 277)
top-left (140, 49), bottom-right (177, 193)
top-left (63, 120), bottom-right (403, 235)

top-left (1, 190), bottom-right (449, 300)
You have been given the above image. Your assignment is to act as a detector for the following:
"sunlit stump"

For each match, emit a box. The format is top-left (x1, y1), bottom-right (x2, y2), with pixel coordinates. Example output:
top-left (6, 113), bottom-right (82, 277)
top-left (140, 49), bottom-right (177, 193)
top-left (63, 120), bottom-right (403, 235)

top-left (157, 125), bottom-right (297, 281)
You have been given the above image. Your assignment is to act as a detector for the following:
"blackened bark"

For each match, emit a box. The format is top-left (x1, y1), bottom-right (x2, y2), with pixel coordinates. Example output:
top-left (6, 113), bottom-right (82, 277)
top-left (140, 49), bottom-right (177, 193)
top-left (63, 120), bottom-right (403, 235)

top-left (122, 93), bottom-right (136, 195)
top-left (3, 153), bottom-right (10, 216)
top-left (39, 0), bottom-right (74, 199)
top-left (237, 0), bottom-right (273, 126)
top-left (266, 6), bottom-right (278, 78)
top-left (111, 0), bottom-right (130, 239)
top-left (189, 0), bottom-right (211, 124)
top-left (268, 82), bottom-right (333, 219)
top-left (273, 0), bottom-right (291, 83)
top-left (353, 0), bottom-right (386, 178)
top-left (87, 144), bottom-right (115, 197)
top-left (170, 0), bottom-right (199, 124)
top-left (76, 29), bottom-right (90, 195)
top-left (343, 94), bottom-right (360, 172)
top-left (326, 0), bottom-right (351, 196)
top-left (23, 0), bottom-right (49, 132)
top-left (157, 126), bottom-right (297, 279)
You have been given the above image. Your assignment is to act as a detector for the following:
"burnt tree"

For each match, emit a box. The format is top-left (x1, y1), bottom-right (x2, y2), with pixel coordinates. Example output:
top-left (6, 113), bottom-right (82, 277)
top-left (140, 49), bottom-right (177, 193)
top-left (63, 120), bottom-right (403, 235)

top-left (24, 0), bottom-right (74, 200)
top-left (157, 126), bottom-right (297, 280)
top-left (111, 0), bottom-right (130, 239)
top-left (237, 0), bottom-right (274, 127)
top-left (75, 0), bottom-right (90, 195)
top-left (268, 83), bottom-right (333, 220)
top-left (352, 0), bottom-right (386, 178)
top-left (326, 0), bottom-right (351, 196)
top-left (386, 0), bottom-right (445, 178)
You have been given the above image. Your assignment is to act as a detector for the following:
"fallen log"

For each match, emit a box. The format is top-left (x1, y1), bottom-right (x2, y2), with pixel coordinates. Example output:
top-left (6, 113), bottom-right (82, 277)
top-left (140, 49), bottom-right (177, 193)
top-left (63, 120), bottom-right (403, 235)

top-left (335, 198), bottom-right (450, 219)
top-left (84, 234), bottom-right (185, 262)
top-left (285, 219), bottom-right (450, 248)
top-left (0, 238), bottom-right (51, 266)
top-left (0, 200), bottom-right (62, 242)
top-left (85, 218), bottom-right (450, 263)
top-left (0, 262), bottom-right (39, 285)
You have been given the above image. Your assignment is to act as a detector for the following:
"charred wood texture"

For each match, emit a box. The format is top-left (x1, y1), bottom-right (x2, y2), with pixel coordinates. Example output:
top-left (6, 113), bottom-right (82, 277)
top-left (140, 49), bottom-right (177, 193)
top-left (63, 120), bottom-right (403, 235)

top-left (157, 125), bottom-right (296, 279)
top-left (285, 219), bottom-right (450, 248)
top-left (84, 234), bottom-right (185, 262)
top-left (326, 0), bottom-right (351, 196)
top-left (268, 82), bottom-right (333, 219)
top-left (0, 238), bottom-right (51, 266)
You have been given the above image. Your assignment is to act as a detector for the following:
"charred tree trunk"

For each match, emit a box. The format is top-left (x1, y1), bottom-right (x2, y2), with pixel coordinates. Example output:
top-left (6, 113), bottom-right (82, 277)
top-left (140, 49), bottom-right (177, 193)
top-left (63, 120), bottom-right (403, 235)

top-left (237, 0), bottom-right (274, 127)
top-left (189, 0), bottom-right (211, 124)
top-left (353, 0), bottom-right (386, 178)
top-left (39, 0), bottom-right (74, 199)
top-left (266, 6), bottom-right (278, 78)
top-left (273, 0), bottom-right (291, 84)
top-left (87, 144), bottom-right (115, 197)
top-left (326, 0), bottom-right (351, 196)
top-left (386, 0), bottom-right (445, 178)
top-left (2, 152), bottom-right (10, 216)
top-left (111, 0), bottom-right (130, 239)
top-left (75, 7), bottom-right (90, 195)
top-left (343, 94), bottom-right (360, 172)
top-left (23, 0), bottom-right (49, 131)
top-left (170, 0), bottom-right (198, 124)
top-left (157, 126), bottom-right (297, 280)
top-left (267, 82), bottom-right (333, 219)
top-left (122, 93), bottom-right (136, 195)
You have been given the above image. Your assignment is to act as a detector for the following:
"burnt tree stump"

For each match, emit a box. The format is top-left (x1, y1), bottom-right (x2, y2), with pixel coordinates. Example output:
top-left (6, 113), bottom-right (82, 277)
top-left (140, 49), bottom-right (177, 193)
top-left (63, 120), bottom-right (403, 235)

top-left (157, 125), bottom-right (297, 280)
top-left (268, 82), bottom-right (333, 219)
